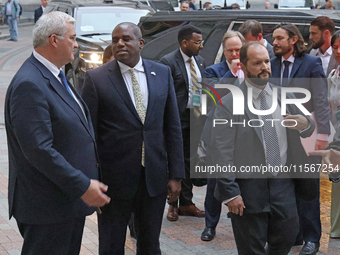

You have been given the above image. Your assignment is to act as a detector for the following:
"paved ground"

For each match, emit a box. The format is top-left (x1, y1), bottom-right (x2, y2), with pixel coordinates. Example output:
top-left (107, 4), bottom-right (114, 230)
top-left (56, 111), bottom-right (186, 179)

top-left (0, 20), bottom-right (339, 255)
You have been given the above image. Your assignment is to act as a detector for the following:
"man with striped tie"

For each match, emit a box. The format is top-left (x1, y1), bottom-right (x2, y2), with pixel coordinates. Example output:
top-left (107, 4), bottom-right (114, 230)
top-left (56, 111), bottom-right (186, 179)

top-left (213, 42), bottom-right (316, 255)
top-left (160, 25), bottom-right (207, 222)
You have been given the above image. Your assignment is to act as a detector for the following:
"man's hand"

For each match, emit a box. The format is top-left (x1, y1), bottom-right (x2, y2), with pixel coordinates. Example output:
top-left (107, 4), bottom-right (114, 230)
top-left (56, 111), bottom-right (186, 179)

top-left (226, 196), bottom-right (245, 216)
top-left (167, 179), bottom-right (181, 203)
top-left (15, 16), bottom-right (18, 19)
top-left (81, 179), bottom-right (111, 207)
top-left (309, 149), bottom-right (340, 173)
top-left (284, 114), bottom-right (309, 131)
top-left (230, 59), bottom-right (241, 74)
top-left (315, 139), bottom-right (329, 150)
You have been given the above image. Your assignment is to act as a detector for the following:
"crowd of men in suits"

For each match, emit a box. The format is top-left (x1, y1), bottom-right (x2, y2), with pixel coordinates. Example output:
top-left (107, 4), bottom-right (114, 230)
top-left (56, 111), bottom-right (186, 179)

top-left (4, 9), bottom-right (340, 255)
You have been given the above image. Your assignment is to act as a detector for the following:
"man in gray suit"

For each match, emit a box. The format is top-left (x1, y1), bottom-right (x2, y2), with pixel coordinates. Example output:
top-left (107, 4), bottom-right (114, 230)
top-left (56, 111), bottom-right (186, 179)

top-left (309, 16), bottom-right (337, 76)
top-left (238, 20), bottom-right (275, 59)
top-left (213, 42), bottom-right (316, 255)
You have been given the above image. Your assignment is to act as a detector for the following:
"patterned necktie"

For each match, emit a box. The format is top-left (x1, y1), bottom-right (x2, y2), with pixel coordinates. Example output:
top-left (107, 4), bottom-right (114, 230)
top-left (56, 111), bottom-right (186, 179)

top-left (58, 70), bottom-right (73, 96)
top-left (188, 58), bottom-right (201, 117)
top-left (129, 68), bottom-right (146, 166)
top-left (281, 60), bottom-right (290, 87)
top-left (259, 90), bottom-right (281, 176)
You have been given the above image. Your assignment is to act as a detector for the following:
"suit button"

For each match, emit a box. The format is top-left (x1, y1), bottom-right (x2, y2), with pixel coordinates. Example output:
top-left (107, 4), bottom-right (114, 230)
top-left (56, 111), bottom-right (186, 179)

top-left (96, 163), bottom-right (100, 168)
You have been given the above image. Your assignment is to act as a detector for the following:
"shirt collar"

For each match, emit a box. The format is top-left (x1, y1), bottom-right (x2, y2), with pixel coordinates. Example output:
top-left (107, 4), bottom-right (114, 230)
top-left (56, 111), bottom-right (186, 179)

top-left (33, 50), bottom-right (61, 79)
top-left (180, 48), bottom-right (192, 63)
top-left (118, 57), bottom-right (144, 74)
top-left (317, 46), bottom-right (332, 57)
top-left (245, 80), bottom-right (272, 100)
top-left (281, 54), bottom-right (295, 64)
top-left (263, 39), bottom-right (268, 47)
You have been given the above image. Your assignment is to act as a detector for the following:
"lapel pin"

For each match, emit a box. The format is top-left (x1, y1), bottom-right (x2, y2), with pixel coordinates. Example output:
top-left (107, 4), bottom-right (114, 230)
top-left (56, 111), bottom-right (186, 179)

top-left (151, 72), bottom-right (156, 76)
top-left (200, 64), bottom-right (203, 66)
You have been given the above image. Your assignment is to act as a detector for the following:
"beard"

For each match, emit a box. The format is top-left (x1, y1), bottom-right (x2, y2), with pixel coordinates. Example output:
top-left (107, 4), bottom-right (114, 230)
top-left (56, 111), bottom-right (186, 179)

top-left (273, 44), bottom-right (292, 57)
top-left (247, 70), bottom-right (271, 86)
top-left (311, 37), bottom-right (325, 49)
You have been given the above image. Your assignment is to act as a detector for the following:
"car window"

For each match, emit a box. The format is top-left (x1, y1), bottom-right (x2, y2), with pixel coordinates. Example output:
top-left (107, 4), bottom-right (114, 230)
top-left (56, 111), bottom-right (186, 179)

top-left (279, 0), bottom-right (315, 8)
top-left (212, 0), bottom-right (245, 8)
top-left (75, 7), bottom-right (150, 36)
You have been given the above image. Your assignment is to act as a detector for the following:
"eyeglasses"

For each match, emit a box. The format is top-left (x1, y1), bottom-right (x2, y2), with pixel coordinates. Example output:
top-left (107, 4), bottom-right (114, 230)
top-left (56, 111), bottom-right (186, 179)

top-left (190, 40), bottom-right (204, 46)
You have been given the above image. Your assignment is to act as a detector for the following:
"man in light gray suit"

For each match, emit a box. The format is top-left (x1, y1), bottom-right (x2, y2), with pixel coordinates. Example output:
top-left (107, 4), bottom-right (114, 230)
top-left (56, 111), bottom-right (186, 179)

top-left (309, 16), bottom-right (337, 76)
top-left (238, 20), bottom-right (275, 59)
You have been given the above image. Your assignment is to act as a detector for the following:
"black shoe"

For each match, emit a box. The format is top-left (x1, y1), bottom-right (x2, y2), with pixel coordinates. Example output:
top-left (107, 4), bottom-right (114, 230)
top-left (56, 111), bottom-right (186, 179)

top-left (7, 38), bottom-right (14, 41)
top-left (201, 227), bottom-right (216, 241)
top-left (299, 241), bottom-right (319, 255)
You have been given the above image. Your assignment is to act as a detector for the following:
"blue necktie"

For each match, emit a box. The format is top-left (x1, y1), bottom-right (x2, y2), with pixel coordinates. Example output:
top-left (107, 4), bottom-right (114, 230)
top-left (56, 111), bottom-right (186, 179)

top-left (281, 60), bottom-right (290, 87)
top-left (58, 70), bottom-right (73, 96)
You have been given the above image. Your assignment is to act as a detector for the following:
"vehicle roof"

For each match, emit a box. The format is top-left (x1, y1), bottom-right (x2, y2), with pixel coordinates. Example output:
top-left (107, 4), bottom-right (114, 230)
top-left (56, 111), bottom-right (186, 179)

top-left (49, 0), bottom-right (151, 9)
top-left (139, 9), bottom-right (340, 24)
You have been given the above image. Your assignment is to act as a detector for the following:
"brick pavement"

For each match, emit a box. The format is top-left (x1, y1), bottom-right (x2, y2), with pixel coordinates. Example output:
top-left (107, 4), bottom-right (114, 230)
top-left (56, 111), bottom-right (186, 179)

top-left (0, 24), bottom-right (340, 255)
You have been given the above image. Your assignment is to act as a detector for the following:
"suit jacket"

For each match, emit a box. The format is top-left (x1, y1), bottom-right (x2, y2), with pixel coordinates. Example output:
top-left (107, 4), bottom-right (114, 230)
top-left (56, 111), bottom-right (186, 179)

top-left (266, 41), bottom-right (275, 59)
top-left (160, 49), bottom-right (206, 116)
top-left (309, 48), bottom-right (338, 76)
top-left (34, 6), bottom-right (43, 23)
top-left (5, 54), bottom-right (98, 224)
top-left (3, 0), bottom-right (20, 19)
top-left (81, 59), bottom-right (185, 200)
top-left (270, 54), bottom-right (330, 135)
top-left (204, 60), bottom-right (236, 80)
top-left (212, 82), bottom-right (316, 214)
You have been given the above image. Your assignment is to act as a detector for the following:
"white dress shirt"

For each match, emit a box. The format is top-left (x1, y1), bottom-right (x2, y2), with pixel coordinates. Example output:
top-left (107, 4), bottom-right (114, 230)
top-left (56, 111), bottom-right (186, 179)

top-left (180, 49), bottom-right (202, 108)
top-left (33, 50), bottom-right (86, 118)
top-left (118, 57), bottom-right (149, 109)
top-left (314, 46), bottom-right (332, 75)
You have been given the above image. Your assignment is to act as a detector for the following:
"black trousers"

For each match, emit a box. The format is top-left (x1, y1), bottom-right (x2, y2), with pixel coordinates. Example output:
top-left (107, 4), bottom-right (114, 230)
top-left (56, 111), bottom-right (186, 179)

top-left (17, 217), bottom-right (85, 255)
top-left (170, 109), bottom-right (206, 207)
top-left (98, 167), bottom-right (167, 255)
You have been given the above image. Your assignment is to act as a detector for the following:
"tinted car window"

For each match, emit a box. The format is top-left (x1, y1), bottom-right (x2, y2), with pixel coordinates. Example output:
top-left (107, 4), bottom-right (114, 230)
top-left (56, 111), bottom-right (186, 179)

top-left (76, 7), bottom-right (150, 36)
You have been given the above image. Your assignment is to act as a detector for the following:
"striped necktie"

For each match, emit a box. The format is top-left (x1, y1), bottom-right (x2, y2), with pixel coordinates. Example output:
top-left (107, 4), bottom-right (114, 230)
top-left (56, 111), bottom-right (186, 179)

top-left (129, 68), bottom-right (146, 166)
top-left (188, 58), bottom-right (201, 117)
top-left (260, 89), bottom-right (281, 176)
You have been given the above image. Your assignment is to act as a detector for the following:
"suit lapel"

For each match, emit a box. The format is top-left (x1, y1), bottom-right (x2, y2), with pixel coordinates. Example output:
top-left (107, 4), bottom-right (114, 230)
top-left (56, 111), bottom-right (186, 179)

top-left (327, 55), bottom-right (338, 76)
top-left (240, 82), bottom-right (264, 145)
top-left (30, 55), bottom-right (95, 140)
top-left (175, 49), bottom-right (189, 91)
top-left (143, 60), bottom-right (155, 124)
top-left (271, 57), bottom-right (281, 81)
top-left (108, 60), bottom-right (142, 123)
top-left (194, 56), bottom-right (205, 78)
top-left (290, 57), bottom-right (302, 79)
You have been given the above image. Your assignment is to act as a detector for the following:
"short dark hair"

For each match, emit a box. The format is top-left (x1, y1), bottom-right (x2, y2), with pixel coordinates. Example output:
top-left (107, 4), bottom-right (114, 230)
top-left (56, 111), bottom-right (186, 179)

top-left (178, 25), bottom-right (202, 44)
top-left (238, 20), bottom-right (263, 38)
top-left (311, 16), bottom-right (335, 35)
top-left (331, 30), bottom-right (340, 46)
top-left (274, 23), bottom-right (307, 58)
top-left (203, 2), bottom-right (212, 8)
top-left (115, 22), bottom-right (142, 39)
top-left (239, 41), bottom-right (265, 65)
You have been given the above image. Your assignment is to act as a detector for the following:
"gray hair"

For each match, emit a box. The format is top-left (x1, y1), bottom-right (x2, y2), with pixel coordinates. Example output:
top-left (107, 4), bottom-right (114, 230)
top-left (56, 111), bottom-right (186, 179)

top-left (33, 11), bottom-right (75, 48)
top-left (222, 30), bottom-right (245, 49)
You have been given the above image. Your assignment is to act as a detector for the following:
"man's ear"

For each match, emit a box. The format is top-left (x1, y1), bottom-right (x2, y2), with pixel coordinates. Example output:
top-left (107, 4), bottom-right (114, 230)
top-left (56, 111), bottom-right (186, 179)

top-left (258, 33), bottom-right (263, 41)
top-left (290, 35), bottom-right (299, 45)
top-left (240, 62), bottom-right (246, 73)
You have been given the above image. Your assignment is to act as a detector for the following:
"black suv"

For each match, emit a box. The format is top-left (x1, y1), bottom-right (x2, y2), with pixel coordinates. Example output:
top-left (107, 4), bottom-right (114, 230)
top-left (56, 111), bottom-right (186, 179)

top-left (139, 9), bottom-right (340, 66)
top-left (45, 0), bottom-right (153, 91)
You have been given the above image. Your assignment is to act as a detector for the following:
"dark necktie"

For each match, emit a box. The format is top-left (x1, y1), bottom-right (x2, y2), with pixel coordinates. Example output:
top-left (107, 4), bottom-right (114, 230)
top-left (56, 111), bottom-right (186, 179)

top-left (281, 60), bottom-right (290, 87)
top-left (58, 70), bottom-right (73, 96)
top-left (188, 58), bottom-right (201, 117)
top-left (259, 90), bottom-right (281, 176)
